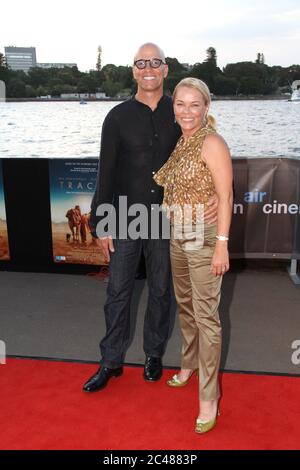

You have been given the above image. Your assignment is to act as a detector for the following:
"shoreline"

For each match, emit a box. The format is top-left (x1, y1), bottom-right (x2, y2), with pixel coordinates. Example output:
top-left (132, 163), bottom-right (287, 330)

top-left (4, 95), bottom-right (290, 103)
top-left (4, 97), bottom-right (124, 103)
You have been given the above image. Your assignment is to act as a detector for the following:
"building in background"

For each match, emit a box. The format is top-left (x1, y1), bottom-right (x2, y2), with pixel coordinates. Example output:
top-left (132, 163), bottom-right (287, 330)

top-left (4, 46), bottom-right (77, 72)
top-left (60, 92), bottom-right (106, 99)
top-left (5, 46), bottom-right (37, 72)
top-left (37, 62), bottom-right (77, 69)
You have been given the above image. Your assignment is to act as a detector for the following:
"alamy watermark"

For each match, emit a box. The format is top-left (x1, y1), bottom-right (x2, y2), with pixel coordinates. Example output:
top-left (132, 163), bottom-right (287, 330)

top-left (0, 340), bottom-right (6, 365)
top-left (95, 197), bottom-right (205, 250)
top-left (0, 80), bottom-right (6, 102)
top-left (291, 340), bottom-right (300, 365)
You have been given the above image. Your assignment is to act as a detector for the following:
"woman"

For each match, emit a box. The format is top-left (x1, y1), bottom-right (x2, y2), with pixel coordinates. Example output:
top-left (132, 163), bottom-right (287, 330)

top-left (154, 77), bottom-right (233, 434)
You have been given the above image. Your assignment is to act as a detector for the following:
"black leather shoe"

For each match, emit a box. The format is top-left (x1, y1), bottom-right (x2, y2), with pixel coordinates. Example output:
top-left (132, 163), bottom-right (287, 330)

top-left (143, 356), bottom-right (162, 382)
top-left (83, 366), bottom-right (123, 392)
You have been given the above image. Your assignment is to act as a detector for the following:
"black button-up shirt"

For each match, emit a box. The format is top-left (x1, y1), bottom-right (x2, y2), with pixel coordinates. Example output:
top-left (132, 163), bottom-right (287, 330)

top-left (90, 95), bottom-right (181, 236)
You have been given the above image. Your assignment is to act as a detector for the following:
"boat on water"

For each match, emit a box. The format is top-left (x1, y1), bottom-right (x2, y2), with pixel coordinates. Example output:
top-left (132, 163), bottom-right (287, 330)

top-left (290, 80), bottom-right (300, 101)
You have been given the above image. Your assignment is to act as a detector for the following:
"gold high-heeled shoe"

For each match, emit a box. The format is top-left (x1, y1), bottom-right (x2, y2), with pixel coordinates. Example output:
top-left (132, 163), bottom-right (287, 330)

top-left (195, 409), bottom-right (220, 434)
top-left (166, 369), bottom-right (198, 388)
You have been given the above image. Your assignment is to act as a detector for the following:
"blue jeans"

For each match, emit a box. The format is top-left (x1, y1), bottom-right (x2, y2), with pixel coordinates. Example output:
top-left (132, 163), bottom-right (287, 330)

top-left (100, 238), bottom-right (173, 368)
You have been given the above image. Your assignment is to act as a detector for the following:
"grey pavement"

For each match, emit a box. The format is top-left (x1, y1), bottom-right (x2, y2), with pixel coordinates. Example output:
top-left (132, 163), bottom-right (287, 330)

top-left (0, 263), bottom-right (300, 374)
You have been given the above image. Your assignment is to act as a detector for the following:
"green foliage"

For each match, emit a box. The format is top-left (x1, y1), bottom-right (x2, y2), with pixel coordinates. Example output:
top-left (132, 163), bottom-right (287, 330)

top-left (77, 75), bottom-right (98, 93)
top-left (0, 65), bottom-right (13, 84)
top-left (223, 61), bottom-right (279, 95)
top-left (273, 65), bottom-right (300, 87)
top-left (102, 80), bottom-right (122, 97)
top-left (164, 57), bottom-right (187, 95)
top-left (165, 57), bottom-right (186, 74)
top-left (0, 53), bottom-right (5, 67)
top-left (1, 49), bottom-right (299, 98)
top-left (214, 75), bottom-right (239, 95)
top-left (25, 85), bottom-right (37, 98)
top-left (7, 78), bottom-right (26, 98)
top-left (205, 47), bottom-right (217, 67)
top-left (190, 62), bottom-right (222, 93)
top-left (36, 85), bottom-right (49, 97)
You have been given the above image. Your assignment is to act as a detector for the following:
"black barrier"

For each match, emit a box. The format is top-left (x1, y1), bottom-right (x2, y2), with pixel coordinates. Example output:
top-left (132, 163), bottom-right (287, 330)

top-left (0, 157), bottom-right (299, 273)
top-left (1, 158), bottom-right (53, 271)
top-left (0, 159), bottom-right (9, 260)
top-left (230, 158), bottom-right (300, 259)
top-left (1, 450), bottom-right (299, 464)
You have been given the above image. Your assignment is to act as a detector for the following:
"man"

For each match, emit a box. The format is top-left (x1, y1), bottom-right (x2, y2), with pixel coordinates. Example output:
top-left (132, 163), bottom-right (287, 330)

top-left (83, 43), bottom-right (217, 392)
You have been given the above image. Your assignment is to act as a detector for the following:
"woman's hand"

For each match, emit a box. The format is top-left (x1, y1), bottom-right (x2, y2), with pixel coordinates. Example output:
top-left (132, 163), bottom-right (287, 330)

top-left (211, 241), bottom-right (229, 276)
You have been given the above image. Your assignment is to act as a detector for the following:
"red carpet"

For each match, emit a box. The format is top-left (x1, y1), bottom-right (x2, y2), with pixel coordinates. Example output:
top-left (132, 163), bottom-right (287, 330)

top-left (1, 358), bottom-right (300, 450)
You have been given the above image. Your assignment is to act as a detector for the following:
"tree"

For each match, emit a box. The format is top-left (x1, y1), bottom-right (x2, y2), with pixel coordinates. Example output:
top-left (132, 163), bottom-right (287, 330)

top-left (102, 64), bottom-right (119, 82)
top-left (256, 53), bottom-right (265, 65)
top-left (0, 53), bottom-right (6, 67)
top-left (7, 78), bottom-right (26, 98)
top-left (214, 75), bottom-right (239, 95)
top-left (58, 67), bottom-right (80, 86)
top-left (164, 57), bottom-right (188, 94)
top-left (102, 80), bottom-right (122, 97)
top-left (77, 75), bottom-right (98, 93)
top-left (89, 69), bottom-right (105, 88)
top-left (164, 57), bottom-right (187, 94)
top-left (223, 61), bottom-right (279, 95)
top-left (189, 47), bottom-right (222, 93)
top-left (190, 62), bottom-right (222, 93)
top-left (239, 76), bottom-right (264, 94)
top-left (27, 67), bottom-right (49, 87)
top-left (2, 50), bottom-right (298, 98)
top-left (36, 85), bottom-right (49, 97)
top-left (165, 57), bottom-right (186, 74)
top-left (25, 85), bottom-right (37, 98)
top-left (205, 47), bottom-right (217, 67)
top-left (115, 66), bottom-right (133, 89)
top-left (96, 45), bottom-right (102, 71)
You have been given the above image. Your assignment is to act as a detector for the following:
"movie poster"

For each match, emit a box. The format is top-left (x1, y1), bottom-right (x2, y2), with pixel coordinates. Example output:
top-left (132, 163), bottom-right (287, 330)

top-left (0, 160), bottom-right (10, 260)
top-left (49, 159), bottom-right (107, 265)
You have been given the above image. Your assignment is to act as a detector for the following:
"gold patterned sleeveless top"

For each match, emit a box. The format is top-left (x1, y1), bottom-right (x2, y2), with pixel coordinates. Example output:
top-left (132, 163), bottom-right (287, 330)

top-left (154, 125), bottom-right (216, 224)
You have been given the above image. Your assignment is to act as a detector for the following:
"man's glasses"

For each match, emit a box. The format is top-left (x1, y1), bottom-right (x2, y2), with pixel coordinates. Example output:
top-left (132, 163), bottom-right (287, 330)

top-left (134, 58), bottom-right (166, 69)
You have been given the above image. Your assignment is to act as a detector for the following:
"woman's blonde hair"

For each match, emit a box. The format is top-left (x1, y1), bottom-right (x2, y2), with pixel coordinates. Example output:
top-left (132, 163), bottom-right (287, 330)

top-left (173, 77), bottom-right (216, 129)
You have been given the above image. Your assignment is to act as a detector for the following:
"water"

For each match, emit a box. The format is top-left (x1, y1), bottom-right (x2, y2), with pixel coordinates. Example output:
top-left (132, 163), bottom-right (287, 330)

top-left (0, 100), bottom-right (299, 159)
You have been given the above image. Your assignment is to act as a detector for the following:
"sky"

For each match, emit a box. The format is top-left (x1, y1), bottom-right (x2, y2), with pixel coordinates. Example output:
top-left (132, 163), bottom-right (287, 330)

top-left (1, 0), bottom-right (300, 71)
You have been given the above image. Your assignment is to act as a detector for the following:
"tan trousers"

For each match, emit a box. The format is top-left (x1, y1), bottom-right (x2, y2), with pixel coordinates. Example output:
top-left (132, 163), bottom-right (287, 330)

top-left (170, 224), bottom-right (222, 401)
